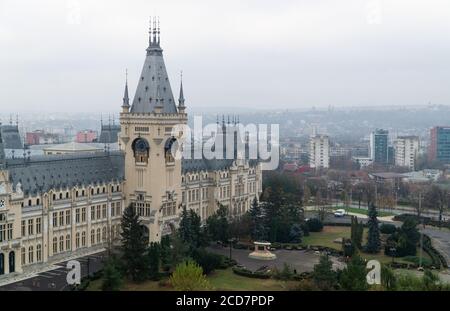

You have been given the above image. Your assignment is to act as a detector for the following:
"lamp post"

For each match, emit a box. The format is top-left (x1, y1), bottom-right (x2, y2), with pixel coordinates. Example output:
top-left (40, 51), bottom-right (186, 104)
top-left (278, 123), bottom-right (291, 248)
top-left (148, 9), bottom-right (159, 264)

top-left (390, 247), bottom-right (396, 264)
top-left (228, 238), bottom-right (234, 261)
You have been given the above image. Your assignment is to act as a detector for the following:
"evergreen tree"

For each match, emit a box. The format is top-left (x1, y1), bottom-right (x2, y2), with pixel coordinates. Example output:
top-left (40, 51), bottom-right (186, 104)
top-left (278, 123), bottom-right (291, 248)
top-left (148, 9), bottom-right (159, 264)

top-left (178, 207), bottom-right (205, 252)
top-left (339, 254), bottom-right (368, 291)
top-left (120, 205), bottom-right (149, 282)
top-left (350, 216), bottom-right (364, 249)
top-left (249, 198), bottom-right (267, 241)
top-left (101, 257), bottom-right (122, 291)
top-left (206, 204), bottom-right (230, 243)
top-left (365, 203), bottom-right (381, 253)
top-left (148, 242), bottom-right (160, 280)
top-left (289, 223), bottom-right (303, 243)
top-left (313, 255), bottom-right (337, 290)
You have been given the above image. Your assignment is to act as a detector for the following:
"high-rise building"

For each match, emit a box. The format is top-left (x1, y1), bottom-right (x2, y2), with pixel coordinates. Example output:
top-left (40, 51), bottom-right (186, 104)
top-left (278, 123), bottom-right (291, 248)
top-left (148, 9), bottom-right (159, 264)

top-left (394, 136), bottom-right (419, 170)
top-left (370, 129), bottom-right (389, 164)
top-left (309, 134), bottom-right (329, 169)
top-left (428, 126), bottom-right (450, 163)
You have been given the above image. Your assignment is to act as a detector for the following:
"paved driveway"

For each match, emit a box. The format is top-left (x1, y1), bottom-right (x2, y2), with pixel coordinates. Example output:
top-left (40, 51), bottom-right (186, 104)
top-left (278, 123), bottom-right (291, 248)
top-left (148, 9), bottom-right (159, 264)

top-left (208, 246), bottom-right (344, 273)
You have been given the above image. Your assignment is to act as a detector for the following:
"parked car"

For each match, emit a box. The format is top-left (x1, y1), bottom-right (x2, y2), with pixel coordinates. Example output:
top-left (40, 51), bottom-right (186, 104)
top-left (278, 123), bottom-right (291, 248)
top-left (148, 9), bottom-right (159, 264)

top-left (334, 209), bottom-right (347, 217)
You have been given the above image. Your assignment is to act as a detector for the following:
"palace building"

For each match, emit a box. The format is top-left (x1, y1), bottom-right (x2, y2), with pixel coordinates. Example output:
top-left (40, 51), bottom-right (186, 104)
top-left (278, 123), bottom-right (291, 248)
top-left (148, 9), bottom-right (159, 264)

top-left (0, 22), bottom-right (262, 277)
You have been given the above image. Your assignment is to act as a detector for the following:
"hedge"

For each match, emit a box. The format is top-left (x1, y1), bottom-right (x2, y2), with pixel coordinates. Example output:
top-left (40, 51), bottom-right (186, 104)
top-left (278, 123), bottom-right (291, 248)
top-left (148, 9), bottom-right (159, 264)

top-left (422, 234), bottom-right (448, 269)
top-left (393, 214), bottom-right (450, 229)
top-left (232, 267), bottom-right (271, 279)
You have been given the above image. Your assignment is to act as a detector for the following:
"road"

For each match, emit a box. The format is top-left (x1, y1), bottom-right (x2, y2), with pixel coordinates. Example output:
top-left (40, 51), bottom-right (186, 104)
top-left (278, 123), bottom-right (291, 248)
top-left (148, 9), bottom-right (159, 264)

top-left (0, 252), bottom-right (106, 291)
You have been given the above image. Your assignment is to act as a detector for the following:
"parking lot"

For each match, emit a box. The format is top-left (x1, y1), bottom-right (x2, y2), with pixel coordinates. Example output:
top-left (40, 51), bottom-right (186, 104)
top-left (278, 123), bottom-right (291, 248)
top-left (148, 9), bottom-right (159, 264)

top-left (0, 252), bottom-right (106, 291)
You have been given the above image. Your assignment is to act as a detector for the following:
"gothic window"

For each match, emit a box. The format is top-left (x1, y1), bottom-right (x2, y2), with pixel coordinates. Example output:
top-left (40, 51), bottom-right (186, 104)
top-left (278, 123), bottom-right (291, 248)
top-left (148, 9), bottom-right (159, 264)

top-left (36, 245), bottom-right (41, 262)
top-left (91, 229), bottom-right (95, 245)
top-left (59, 235), bottom-right (64, 252)
top-left (66, 234), bottom-right (71, 250)
top-left (164, 137), bottom-right (177, 164)
top-left (132, 138), bottom-right (150, 164)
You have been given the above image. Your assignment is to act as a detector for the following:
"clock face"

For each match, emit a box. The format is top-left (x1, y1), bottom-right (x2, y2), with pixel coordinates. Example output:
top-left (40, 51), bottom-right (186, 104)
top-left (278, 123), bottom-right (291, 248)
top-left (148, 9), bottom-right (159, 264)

top-left (0, 199), bottom-right (5, 208)
top-left (134, 138), bottom-right (148, 152)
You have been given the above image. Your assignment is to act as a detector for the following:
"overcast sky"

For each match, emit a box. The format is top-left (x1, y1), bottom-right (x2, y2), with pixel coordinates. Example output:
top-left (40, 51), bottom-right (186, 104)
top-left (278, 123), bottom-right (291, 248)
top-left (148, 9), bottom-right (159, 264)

top-left (1, 0), bottom-right (450, 113)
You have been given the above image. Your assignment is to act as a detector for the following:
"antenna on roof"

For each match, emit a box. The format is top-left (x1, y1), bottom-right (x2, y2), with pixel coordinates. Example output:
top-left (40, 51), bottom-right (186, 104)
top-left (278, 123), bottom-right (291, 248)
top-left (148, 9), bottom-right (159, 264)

top-left (16, 114), bottom-right (19, 126)
top-left (9, 114), bottom-right (12, 125)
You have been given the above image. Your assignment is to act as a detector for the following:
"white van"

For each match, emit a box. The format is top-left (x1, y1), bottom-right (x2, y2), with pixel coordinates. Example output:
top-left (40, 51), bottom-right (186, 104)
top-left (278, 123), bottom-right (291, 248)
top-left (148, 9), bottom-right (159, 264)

top-left (334, 209), bottom-right (346, 217)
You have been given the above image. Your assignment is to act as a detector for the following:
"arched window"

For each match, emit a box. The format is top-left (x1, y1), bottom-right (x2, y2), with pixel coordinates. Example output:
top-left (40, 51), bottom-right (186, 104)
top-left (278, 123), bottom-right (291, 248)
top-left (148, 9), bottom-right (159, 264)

top-left (91, 229), bottom-right (95, 245)
top-left (59, 236), bottom-right (64, 252)
top-left (66, 234), bottom-right (71, 251)
top-left (96, 228), bottom-right (101, 243)
top-left (21, 247), bottom-right (26, 265)
top-left (52, 237), bottom-right (57, 254)
top-left (132, 138), bottom-right (150, 163)
top-left (102, 227), bottom-right (106, 242)
top-left (76, 232), bottom-right (80, 248)
top-left (82, 231), bottom-right (86, 247)
top-left (36, 245), bottom-right (41, 262)
top-left (164, 137), bottom-right (177, 163)
top-left (28, 246), bottom-right (34, 263)
top-left (0, 253), bottom-right (4, 275)
top-left (9, 251), bottom-right (15, 272)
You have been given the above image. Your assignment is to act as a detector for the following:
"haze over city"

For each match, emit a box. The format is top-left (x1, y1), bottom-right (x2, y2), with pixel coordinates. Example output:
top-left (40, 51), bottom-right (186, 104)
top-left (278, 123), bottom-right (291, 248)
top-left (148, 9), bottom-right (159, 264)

top-left (1, 0), bottom-right (450, 113)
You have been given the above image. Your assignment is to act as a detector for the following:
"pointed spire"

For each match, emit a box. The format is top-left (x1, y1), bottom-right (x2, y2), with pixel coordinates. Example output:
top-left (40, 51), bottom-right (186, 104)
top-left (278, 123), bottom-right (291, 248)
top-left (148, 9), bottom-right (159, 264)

top-left (157, 17), bottom-right (160, 45)
top-left (178, 71), bottom-right (185, 107)
top-left (152, 16), bottom-right (157, 45)
top-left (122, 69), bottom-right (130, 109)
top-left (148, 16), bottom-right (152, 46)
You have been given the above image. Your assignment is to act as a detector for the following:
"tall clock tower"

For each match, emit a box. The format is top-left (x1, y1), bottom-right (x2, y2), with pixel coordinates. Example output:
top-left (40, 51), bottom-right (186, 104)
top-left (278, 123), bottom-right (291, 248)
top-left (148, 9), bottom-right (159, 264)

top-left (119, 19), bottom-right (187, 242)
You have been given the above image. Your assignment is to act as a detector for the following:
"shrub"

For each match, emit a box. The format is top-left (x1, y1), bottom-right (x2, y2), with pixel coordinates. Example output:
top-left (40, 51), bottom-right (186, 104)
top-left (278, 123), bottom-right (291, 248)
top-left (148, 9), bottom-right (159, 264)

top-left (380, 223), bottom-right (396, 234)
top-left (403, 256), bottom-right (432, 268)
top-left (272, 263), bottom-right (294, 280)
top-left (232, 267), bottom-right (271, 279)
top-left (192, 248), bottom-right (224, 275)
top-left (307, 218), bottom-right (323, 232)
top-left (170, 260), bottom-right (210, 290)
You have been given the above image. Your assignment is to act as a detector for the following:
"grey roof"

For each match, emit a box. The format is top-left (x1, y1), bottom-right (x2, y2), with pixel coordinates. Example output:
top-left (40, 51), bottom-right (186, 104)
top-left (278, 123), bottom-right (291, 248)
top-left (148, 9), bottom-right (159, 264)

top-left (1, 125), bottom-right (23, 149)
top-left (7, 151), bottom-right (124, 196)
top-left (122, 80), bottom-right (130, 108)
top-left (98, 124), bottom-right (120, 144)
top-left (178, 80), bottom-right (185, 107)
top-left (130, 27), bottom-right (177, 114)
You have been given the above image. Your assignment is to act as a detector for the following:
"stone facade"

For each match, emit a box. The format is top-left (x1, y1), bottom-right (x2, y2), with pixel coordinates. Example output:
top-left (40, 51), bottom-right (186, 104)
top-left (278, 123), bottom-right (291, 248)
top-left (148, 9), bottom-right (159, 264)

top-left (0, 26), bottom-right (261, 277)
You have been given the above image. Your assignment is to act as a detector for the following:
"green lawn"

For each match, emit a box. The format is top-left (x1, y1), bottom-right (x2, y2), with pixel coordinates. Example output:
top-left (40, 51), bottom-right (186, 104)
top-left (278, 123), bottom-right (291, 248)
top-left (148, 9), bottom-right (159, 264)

top-left (208, 269), bottom-right (292, 291)
top-left (87, 268), bottom-right (292, 291)
top-left (341, 206), bottom-right (394, 217)
top-left (302, 226), bottom-right (429, 264)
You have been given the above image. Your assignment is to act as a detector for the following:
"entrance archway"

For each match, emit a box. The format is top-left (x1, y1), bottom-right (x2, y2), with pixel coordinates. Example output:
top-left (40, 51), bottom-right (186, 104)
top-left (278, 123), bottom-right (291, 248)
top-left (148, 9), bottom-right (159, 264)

top-left (9, 251), bottom-right (15, 273)
top-left (0, 253), bottom-right (4, 275)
